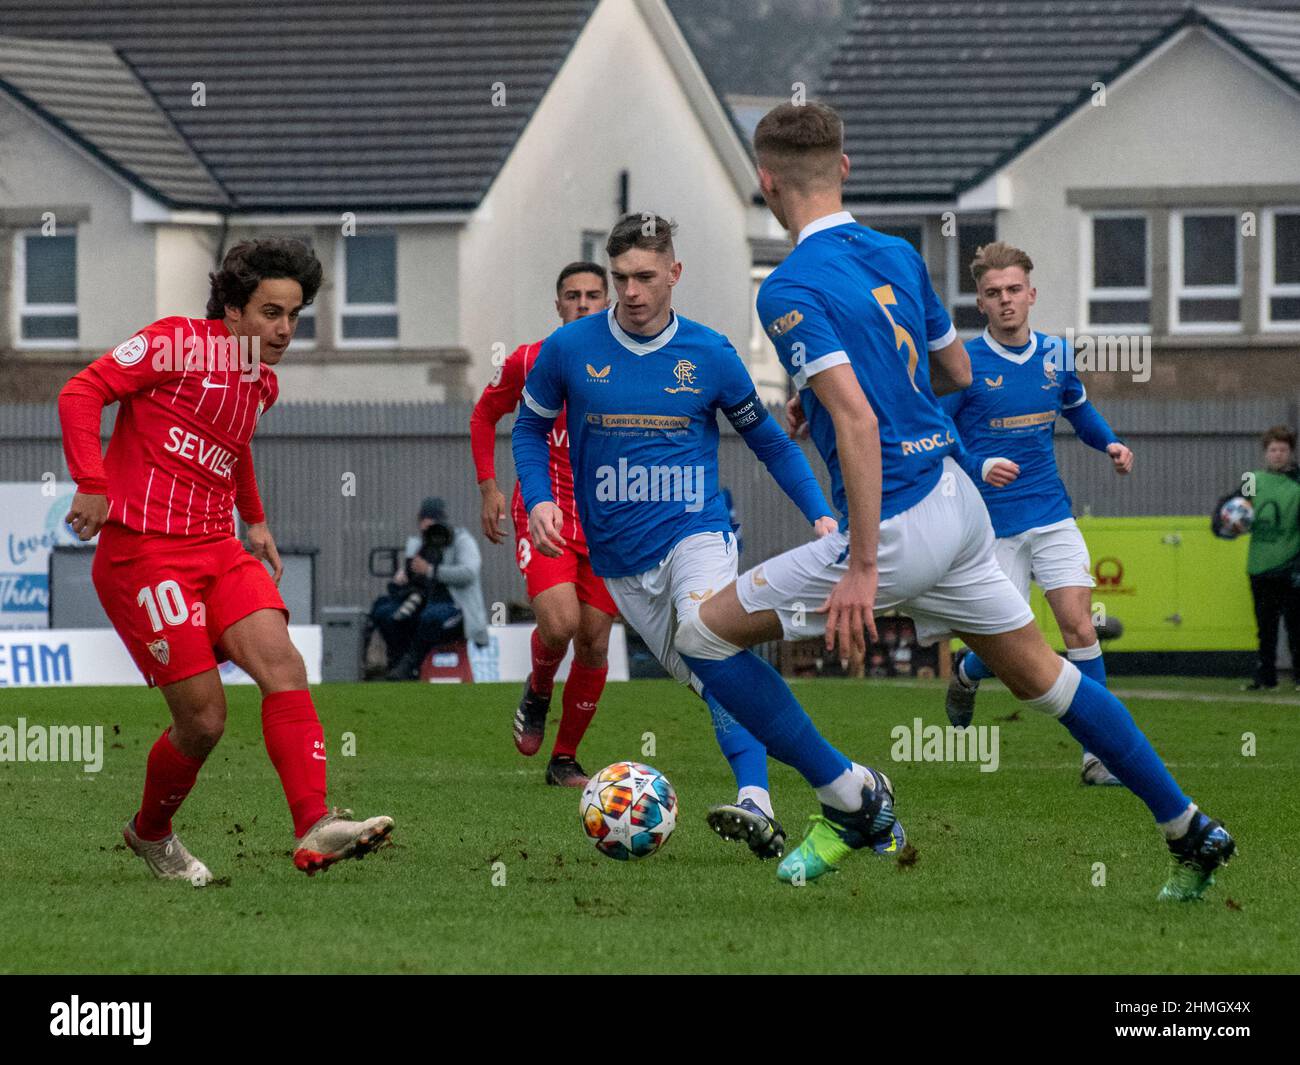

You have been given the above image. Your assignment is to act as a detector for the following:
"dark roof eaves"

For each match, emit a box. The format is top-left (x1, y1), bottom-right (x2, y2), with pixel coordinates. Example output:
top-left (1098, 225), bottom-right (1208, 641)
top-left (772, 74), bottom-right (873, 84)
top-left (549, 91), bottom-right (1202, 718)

top-left (1192, 5), bottom-right (1300, 101)
top-left (951, 4), bottom-right (1300, 199)
top-left (0, 75), bottom-right (210, 211)
top-left (468, 0), bottom-right (599, 208)
top-left (113, 43), bottom-right (235, 207)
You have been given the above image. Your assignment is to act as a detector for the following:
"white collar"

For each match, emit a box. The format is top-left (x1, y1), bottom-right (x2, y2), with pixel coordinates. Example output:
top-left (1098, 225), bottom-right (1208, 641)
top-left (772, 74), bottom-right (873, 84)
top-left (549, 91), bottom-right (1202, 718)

top-left (796, 210), bottom-right (856, 245)
top-left (607, 305), bottom-right (679, 355)
top-left (983, 327), bottom-right (1038, 365)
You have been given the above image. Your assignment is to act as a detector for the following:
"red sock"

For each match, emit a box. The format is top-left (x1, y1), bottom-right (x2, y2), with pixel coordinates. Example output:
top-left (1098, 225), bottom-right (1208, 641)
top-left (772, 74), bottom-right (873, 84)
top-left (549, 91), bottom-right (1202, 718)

top-left (530, 628), bottom-right (568, 697)
top-left (135, 728), bottom-right (205, 842)
top-left (552, 661), bottom-right (608, 758)
top-left (261, 690), bottom-right (328, 838)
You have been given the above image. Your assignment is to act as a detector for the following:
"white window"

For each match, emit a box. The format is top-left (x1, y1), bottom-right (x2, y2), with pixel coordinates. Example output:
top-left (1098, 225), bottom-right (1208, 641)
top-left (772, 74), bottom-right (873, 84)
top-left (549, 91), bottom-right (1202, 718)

top-left (1170, 210), bottom-right (1241, 333)
top-left (748, 264), bottom-right (787, 403)
top-left (1262, 208), bottom-right (1300, 330)
top-left (278, 233), bottom-right (316, 348)
top-left (1082, 213), bottom-right (1150, 331)
top-left (337, 232), bottom-right (397, 346)
top-left (580, 229), bottom-right (607, 264)
top-left (946, 219), bottom-right (996, 333)
top-left (14, 229), bottom-right (78, 347)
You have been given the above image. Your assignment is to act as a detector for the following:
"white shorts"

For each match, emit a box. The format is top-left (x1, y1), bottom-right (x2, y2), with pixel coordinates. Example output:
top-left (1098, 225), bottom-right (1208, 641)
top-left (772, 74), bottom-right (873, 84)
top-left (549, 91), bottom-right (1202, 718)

top-left (736, 458), bottom-right (1034, 646)
top-left (994, 518), bottom-right (1095, 601)
top-left (605, 530), bottom-right (738, 691)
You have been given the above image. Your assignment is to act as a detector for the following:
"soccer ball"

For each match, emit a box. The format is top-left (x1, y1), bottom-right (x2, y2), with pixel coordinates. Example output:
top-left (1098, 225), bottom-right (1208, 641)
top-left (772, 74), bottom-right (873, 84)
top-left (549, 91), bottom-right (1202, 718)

top-left (580, 761), bottom-right (677, 860)
top-left (1219, 496), bottom-right (1254, 537)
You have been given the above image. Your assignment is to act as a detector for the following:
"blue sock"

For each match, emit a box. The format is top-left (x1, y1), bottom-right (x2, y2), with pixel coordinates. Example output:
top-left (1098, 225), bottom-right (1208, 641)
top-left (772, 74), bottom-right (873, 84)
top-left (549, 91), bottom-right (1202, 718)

top-left (703, 688), bottom-right (768, 792)
top-left (1058, 674), bottom-right (1189, 823)
top-left (683, 650), bottom-right (850, 787)
top-left (1067, 644), bottom-right (1106, 758)
top-left (961, 651), bottom-right (995, 682)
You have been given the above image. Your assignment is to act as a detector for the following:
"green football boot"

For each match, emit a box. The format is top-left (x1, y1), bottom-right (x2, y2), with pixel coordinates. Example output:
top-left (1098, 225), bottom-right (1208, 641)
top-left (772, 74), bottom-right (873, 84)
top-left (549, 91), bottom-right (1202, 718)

top-left (1157, 811), bottom-right (1236, 901)
top-left (777, 769), bottom-right (898, 884)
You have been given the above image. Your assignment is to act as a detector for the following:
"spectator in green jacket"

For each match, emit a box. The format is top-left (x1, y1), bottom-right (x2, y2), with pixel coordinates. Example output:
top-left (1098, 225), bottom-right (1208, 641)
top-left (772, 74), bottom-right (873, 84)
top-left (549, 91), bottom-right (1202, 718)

top-left (1244, 425), bottom-right (1300, 691)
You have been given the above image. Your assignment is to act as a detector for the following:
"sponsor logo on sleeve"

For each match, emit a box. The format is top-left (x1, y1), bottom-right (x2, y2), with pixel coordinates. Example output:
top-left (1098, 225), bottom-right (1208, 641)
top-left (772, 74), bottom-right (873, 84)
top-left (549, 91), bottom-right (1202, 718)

top-left (766, 309), bottom-right (803, 338)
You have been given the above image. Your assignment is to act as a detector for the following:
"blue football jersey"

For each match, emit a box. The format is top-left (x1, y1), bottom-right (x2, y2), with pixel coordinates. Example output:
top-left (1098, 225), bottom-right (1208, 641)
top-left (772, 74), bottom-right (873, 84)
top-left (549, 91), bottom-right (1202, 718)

top-left (756, 213), bottom-right (959, 524)
top-left (940, 329), bottom-right (1091, 537)
top-left (518, 307), bottom-right (760, 578)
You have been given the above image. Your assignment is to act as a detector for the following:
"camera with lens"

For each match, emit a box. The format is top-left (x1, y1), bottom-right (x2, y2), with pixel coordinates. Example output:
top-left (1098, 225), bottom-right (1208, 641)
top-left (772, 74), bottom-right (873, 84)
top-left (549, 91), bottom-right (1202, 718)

top-left (391, 521), bottom-right (454, 621)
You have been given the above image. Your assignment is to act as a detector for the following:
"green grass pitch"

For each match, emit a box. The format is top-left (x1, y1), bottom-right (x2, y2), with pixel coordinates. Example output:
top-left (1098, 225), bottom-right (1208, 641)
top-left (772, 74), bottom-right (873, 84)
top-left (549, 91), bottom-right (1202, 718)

top-left (1, 676), bottom-right (1296, 974)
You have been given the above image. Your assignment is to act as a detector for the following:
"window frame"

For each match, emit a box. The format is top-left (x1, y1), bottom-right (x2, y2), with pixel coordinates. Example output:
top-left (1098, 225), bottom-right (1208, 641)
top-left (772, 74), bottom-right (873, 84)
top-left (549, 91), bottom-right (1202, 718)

top-left (1261, 207), bottom-right (1300, 332)
top-left (12, 228), bottom-right (79, 350)
top-left (945, 217), bottom-right (996, 336)
top-left (580, 229), bottom-right (607, 265)
top-left (1169, 208), bottom-right (1242, 335)
top-left (1080, 210), bottom-right (1152, 335)
top-left (334, 230), bottom-right (399, 350)
top-left (277, 232), bottom-right (317, 350)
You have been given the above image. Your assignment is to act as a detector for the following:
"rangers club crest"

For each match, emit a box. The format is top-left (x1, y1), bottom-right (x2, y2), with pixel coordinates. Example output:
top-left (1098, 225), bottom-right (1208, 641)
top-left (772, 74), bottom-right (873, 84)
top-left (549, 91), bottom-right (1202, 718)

top-left (665, 359), bottom-right (702, 395)
top-left (147, 638), bottom-right (170, 665)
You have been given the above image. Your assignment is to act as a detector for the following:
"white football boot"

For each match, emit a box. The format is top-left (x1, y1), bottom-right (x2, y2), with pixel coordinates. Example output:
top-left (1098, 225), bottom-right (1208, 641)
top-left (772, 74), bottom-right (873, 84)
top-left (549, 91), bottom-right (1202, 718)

top-left (123, 817), bottom-right (213, 887)
top-left (1081, 753), bottom-right (1123, 787)
top-left (292, 808), bottom-right (395, 876)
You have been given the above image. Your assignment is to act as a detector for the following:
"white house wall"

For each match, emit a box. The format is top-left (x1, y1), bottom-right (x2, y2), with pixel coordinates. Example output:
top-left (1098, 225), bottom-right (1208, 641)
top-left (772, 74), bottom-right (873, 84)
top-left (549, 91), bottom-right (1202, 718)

top-left (154, 225), bottom-right (220, 320)
top-left (0, 91), bottom-right (157, 351)
top-left (458, 0), bottom-right (754, 394)
top-left (999, 27), bottom-right (1300, 332)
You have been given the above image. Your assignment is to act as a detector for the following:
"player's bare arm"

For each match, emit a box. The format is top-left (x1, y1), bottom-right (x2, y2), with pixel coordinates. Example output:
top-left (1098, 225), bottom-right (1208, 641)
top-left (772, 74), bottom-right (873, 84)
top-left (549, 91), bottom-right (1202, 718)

top-left (929, 336), bottom-right (973, 396)
top-left (809, 363), bottom-right (882, 656)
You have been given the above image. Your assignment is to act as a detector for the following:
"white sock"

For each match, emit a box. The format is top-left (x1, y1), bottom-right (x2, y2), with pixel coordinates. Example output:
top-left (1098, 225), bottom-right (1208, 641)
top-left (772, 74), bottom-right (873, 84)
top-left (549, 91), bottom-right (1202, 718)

top-left (1066, 641), bottom-right (1103, 663)
top-left (1158, 803), bottom-right (1198, 841)
top-left (957, 657), bottom-right (978, 689)
top-left (852, 762), bottom-right (878, 791)
top-left (815, 764), bottom-right (872, 813)
top-left (737, 786), bottom-right (773, 819)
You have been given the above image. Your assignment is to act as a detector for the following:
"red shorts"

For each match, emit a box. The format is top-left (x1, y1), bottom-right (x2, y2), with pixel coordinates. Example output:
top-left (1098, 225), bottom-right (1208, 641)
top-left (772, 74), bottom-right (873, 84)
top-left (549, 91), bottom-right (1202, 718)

top-left (92, 524), bottom-right (287, 687)
top-left (513, 515), bottom-right (616, 615)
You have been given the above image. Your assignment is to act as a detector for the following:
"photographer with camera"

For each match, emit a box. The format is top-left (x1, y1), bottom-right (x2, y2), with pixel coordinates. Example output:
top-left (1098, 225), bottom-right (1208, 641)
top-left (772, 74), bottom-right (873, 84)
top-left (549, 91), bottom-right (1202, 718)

top-left (370, 497), bottom-right (488, 681)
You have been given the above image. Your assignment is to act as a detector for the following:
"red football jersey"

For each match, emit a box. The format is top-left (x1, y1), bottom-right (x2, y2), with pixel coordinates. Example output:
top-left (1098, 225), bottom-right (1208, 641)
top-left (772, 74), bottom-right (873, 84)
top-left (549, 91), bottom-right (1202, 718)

top-left (470, 340), bottom-right (582, 544)
top-left (59, 316), bottom-right (278, 537)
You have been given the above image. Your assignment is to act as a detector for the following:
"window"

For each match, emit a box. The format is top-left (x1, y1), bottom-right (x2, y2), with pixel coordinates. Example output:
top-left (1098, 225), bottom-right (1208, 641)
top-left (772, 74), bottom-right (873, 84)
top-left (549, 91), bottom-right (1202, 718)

top-left (947, 219), bottom-right (996, 332)
top-left (580, 229), bottom-right (607, 264)
top-left (15, 230), bottom-right (78, 346)
top-left (872, 222), bottom-right (924, 255)
top-left (1263, 209), bottom-right (1300, 330)
top-left (338, 232), bottom-right (398, 345)
top-left (1084, 213), bottom-right (1150, 330)
top-left (1171, 211), bottom-right (1240, 332)
top-left (282, 233), bottom-right (316, 346)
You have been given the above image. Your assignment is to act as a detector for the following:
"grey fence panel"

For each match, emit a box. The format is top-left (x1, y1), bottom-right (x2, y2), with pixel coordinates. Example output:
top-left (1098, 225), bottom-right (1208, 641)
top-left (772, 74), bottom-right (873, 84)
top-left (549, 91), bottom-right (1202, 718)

top-left (2, 396), bottom-right (1297, 620)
